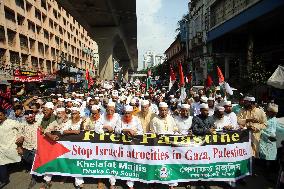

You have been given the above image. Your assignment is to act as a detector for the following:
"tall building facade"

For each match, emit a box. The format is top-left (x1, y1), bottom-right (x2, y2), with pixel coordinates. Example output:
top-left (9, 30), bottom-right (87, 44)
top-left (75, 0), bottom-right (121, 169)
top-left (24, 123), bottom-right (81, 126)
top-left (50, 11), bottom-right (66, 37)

top-left (142, 50), bottom-right (165, 70)
top-left (0, 0), bottom-right (98, 80)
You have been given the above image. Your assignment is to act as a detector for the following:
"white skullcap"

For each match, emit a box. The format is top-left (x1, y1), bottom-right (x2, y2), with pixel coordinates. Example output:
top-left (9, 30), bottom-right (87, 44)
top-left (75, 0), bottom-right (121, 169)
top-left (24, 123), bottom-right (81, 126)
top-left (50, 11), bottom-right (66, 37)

top-left (120, 96), bottom-right (127, 101)
top-left (57, 94), bottom-right (62, 97)
top-left (170, 98), bottom-right (176, 103)
top-left (70, 107), bottom-right (80, 112)
top-left (223, 101), bottom-right (232, 106)
top-left (65, 98), bottom-right (72, 102)
top-left (124, 105), bottom-right (133, 112)
top-left (58, 98), bottom-right (65, 102)
top-left (107, 102), bottom-right (115, 107)
top-left (51, 93), bottom-right (55, 96)
top-left (141, 100), bottom-right (149, 106)
top-left (130, 99), bottom-right (137, 104)
top-left (216, 94), bottom-right (222, 98)
top-left (169, 95), bottom-right (174, 98)
top-left (14, 98), bottom-right (20, 102)
top-left (112, 90), bottom-right (118, 97)
top-left (91, 105), bottom-right (100, 111)
top-left (75, 99), bottom-right (82, 103)
top-left (200, 96), bottom-right (208, 102)
top-left (56, 107), bottom-right (65, 112)
top-left (244, 96), bottom-right (255, 102)
top-left (159, 102), bottom-right (168, 108)
top-left (181, 104), bottom-right (190, 109)
top-left (72, 100), bottom-right (81, 106)
top-left (87, 97), bottom-right (92, 103)
top-left (99, 94), bottom-right (104, 97)
top-left (208, 97), bottom-right (215, 101)
top-left (267, 103), bottom-right (278, 113)
top-left (94, 96), bottom-right (100, 100)
top-left (199, 103), bottom-right (209, 109)
top-left (72, 92), bottom-right (76, 95)
top-left (216, 106), bottom-right (225, 111)
top-left (44, 102), bottom-right (54, 109)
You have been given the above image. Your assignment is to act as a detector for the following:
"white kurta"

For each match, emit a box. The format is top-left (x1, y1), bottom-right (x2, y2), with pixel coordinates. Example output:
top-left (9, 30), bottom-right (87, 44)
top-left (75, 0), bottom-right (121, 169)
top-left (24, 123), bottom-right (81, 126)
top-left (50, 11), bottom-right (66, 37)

top-left (95, 113), bottom-right (121, 132)
top-left (115, 116), bottom-right (143, 135)
top-left (175, 116), bottom-right (193, 135)
top-left (150, 115), bottom-right (177, 134)
top-left (209, 108), bottom-right (215, 116)
top-left (0, 119), bottom-right (22, 165)
top-left (214, 116), bottom-right (231, 130)
top-left (191, 102), bottom-right (200, 116)
top-left (61, 119), bottom-right (83, 131)
top-left (224, 112), bottom-right (238, 129)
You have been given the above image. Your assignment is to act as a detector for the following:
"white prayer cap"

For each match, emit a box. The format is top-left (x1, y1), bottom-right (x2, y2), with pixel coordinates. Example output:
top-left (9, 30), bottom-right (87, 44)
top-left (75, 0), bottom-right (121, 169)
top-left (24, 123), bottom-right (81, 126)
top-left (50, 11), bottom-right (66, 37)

top-left (141, 100), bottom-right (150, 106)
top-left (58, 98), bottom-right (65, 102)
top-left (75, 99), bottom-right (82, 103)
top-left (91, 105), bottom-right (100, 111)
top-left (159, 102), bottom-right (168, 108)
top-left (120, 88), bottom-right (125, 92)
top-left (51, 93), bottom-right (56, 96)
top-left (86, 97), bottom-right (92, 102)
top-left (94, 96), bottom-right (100, 100)
top-left (208, 97), bottom-right (215, 101)
top-left (200, 96), bottom-right (208, 103)
top-left (244, 96), bottom-right (255, 102)
top-left (181, 104), bottom-right (190, 109)
top-left (124, 105), bottom-right (133, 112)
top-left (57, 94), bottom-right (62, 97)
top-left (170, 98), bottom-right (176, 103)
top-left (199, 103), bottom-right (209, 109)
top-left (130, 99), bottom-right (137, 104)
top-left (216, 106), bottom-right (225, 112)
top-left (78, 94), bottom-right (84, 97)
top-left (107, 102), bottom-right (115, 107)
top-left (223, 101), bottom-right (232, 106)
top-left (267, 103), bottom-right (278, 113)
top-left (72, 92), bottom-right (76, 95)
top-left (169, 95), bottom-right (174, 98)
top-left (120, 96), bottom-right (127, 101)
top-left (112, 90), bottom-right (118, 97)
top-left (216, 94), bottom-right (222, 98)
top-left (70, 107), bottom-right (80, 112)
top-left (14, 98), bottom-right (20, 102)
top-left (65, 98), bottom-right (72, 102)
top-left (56, 107), bottom-right (65, 112)
top-left (99, 94), bottom-right (104, 97)
top-left (44, 102), bottom-right (54, 109)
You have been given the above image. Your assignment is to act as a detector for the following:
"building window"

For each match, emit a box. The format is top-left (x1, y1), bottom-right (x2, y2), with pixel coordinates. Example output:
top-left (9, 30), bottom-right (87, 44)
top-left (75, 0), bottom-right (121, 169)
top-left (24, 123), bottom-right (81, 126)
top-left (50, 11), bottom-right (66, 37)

top-left (29, 38), bottom-right (35, 53)
top-left (35, 9), bottom-right (41, 21)
top-left (15, 0), bottom-right (25, 10)
top-left (17, 14), bottom-right (25, 25)
top-left (5, 7), bottom-right (16, 23)
top-left (49, 19), bottom-right (53, 29)
top-left (53, 9), bottom-right (58, 19)
top-left (55, 36), bottom-right (59, 46)
top-left (19, 34), bottom-right (28, 51)
top-left (41, 0), bottom-right (47, 10)
top-left (38, 42), bottom-right (44, 56)
top-left (7, 29), bottom-right (16, 47)
top-left (26, 2), bottom-right (32, 13)
top-left (0, 26), bottom-right (6, 45)
top-left (10, 51), bottom-right (20, 65)
top-left (36, 25), bottom-right (41, 35)
top-left (28, 21), bottom-right (35, 33)
top-left (44, 30), bottom-right (49, 40)
top-left (31, 56), bottom-right (38, 70)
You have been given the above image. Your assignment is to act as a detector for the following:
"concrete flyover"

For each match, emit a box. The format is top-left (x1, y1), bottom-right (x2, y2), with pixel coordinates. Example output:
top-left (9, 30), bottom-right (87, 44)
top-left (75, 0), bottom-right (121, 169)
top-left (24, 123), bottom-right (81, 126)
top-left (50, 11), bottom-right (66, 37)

top-left (57, 0), bottom-right (138, 80)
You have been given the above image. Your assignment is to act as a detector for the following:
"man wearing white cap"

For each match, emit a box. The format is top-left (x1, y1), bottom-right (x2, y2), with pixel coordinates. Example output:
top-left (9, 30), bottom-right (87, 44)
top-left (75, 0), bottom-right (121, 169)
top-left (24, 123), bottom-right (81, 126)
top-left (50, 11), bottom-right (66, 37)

top-left (223, 101), bottom-right (238, 129)
top-left (150, 102), bottom-right (178, 188)
top-left (192, 103), bottom-right (215, 135)
top-left (41, 108), bottom-right (70, 188)
top-left (40, 102), bottom-right (56, 130)
top-left (150, 102), bottom-right (177, 135)
top-left (212, 106), bottom-right (232, 131)
top-left (61, 107), bottom-right (84, 189)
top-left (208, 97), bottom-right (215, 116)
top-left (237, 96), bottom-right (267, 158)
top-left (82, 105), bottom-right (104, 133)
top-left (259, 103), bottom-right (279, 162)
top-left (175, 104), bottom-right (193, 135)
top-left (95, 102), bottom-right (121, 134)
top-left (137, 100), bottom-right (156, 133)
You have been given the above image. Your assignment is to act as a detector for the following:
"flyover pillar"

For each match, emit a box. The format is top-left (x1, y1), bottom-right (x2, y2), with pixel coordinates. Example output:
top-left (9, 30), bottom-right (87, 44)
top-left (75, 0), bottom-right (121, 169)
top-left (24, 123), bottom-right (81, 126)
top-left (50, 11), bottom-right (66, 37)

top-left (97, 39), bottom-right (114, 80)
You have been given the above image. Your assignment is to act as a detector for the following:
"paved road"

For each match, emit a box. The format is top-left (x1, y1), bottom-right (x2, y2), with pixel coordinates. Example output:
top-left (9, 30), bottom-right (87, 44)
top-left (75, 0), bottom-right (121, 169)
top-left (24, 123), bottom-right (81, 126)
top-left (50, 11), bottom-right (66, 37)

top-left (3, 163), bottom-right (278, 189)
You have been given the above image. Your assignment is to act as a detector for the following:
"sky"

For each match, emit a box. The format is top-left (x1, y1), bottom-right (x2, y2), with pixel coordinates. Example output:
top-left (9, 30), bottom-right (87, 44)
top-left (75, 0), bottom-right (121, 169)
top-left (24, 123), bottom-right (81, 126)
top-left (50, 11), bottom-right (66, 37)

top-left (137, 0), bottom-right (189, 70)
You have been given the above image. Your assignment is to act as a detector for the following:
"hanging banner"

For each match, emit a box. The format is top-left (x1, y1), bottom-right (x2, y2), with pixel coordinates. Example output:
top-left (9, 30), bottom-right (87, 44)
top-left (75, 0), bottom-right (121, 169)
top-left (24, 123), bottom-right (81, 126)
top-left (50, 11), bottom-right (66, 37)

top-left (32, 130), bottom-right (252, 183)
top-left (14, 76), bottom-right (43, 82)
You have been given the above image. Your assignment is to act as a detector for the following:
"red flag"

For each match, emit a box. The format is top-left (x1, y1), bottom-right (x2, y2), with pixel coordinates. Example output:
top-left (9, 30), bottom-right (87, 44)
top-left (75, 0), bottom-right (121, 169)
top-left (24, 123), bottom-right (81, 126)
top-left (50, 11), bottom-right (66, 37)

top-left (206, 75), bottom-right (213, 87)
top-left (178, 61), bottom-right (185, 86)
top-left (147, 69), bottom-right (151, 77)
top-left (170, 66), bottom-right (176, 81)
top-left (217, 66), bottom-right (225, 84)
top-left (85, 69), bottom-right (89, 81)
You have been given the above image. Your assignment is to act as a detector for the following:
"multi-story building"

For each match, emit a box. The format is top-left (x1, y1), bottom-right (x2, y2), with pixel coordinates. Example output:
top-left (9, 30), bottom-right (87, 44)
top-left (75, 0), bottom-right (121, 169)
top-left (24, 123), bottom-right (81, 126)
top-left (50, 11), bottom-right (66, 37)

top-left (142, 50), bottom-right (165, 70)
top-left (0, 0), bottom-right (98, 81)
